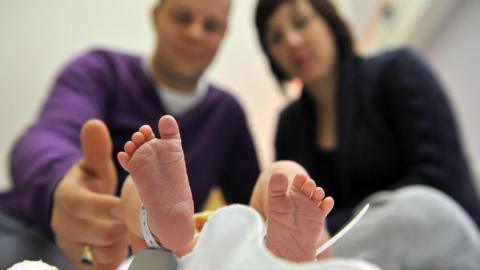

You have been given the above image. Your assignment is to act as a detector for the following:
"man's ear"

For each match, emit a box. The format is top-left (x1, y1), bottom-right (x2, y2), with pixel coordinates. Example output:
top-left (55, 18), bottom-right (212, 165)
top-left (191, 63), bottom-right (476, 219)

top-left (151, 4), bottom-right (161, 33)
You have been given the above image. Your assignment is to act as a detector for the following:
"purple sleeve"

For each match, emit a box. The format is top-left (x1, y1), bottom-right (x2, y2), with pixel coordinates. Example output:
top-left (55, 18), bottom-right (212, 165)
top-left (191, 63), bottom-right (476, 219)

top-left (5, 50), bottom-right (114, 235)
top-left (219, 100), bottom-right (260, 205)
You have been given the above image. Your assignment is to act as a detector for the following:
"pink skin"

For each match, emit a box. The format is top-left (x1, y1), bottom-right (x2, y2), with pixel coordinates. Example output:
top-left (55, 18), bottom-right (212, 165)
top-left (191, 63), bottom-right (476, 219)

top-left (118, 115), bottom-right (334, 261)
top-left (150, 0), bottom-right (230, 92)
top-left (265, 172), bottom-right (334, 262)
top-left (117, 115), bottom-right (195, 251)
top-left (265, 0), bottom-right (337, 85)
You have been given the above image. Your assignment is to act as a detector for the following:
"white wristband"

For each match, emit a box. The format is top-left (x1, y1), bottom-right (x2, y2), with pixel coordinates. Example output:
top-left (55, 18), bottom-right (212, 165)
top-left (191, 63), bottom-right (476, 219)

top-left (140, 204), bottom-right (169, 251)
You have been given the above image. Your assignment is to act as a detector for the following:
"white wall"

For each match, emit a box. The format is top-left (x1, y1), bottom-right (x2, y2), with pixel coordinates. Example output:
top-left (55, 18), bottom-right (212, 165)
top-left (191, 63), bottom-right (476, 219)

top-left (0, 0), bottom-right (284, 190)
top-left (412, 0), bottom-right (480, 172)
top-left (3, 0), bottom-right (478, 191)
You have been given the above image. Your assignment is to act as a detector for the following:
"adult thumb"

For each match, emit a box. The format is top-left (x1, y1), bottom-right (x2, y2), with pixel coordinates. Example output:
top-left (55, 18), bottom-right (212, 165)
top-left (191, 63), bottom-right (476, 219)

top-left (80, 119), bottom-right (117, 194)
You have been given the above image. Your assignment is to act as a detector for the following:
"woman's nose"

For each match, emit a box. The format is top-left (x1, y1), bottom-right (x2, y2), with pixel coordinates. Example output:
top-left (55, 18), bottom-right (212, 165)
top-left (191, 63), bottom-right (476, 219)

top-left (284, 29), bottom-right (304, 48)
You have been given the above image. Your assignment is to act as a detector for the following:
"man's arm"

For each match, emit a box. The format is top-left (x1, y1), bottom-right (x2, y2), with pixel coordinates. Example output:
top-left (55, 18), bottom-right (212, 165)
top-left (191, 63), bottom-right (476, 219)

top-left (5, 49), bottom-right (115, 235)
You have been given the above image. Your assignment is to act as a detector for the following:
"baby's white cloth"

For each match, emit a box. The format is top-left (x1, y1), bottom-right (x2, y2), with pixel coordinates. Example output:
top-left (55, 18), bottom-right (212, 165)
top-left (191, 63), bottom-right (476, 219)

top-left (7, 260), bottom-right (58, 270)
top-left (176, 205), bottom-right (379, 270)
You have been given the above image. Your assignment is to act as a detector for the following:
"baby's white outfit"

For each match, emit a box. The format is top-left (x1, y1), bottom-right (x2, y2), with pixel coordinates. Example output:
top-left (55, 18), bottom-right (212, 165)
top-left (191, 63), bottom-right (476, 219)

top-left (176, 204), bottom-right (379, 270)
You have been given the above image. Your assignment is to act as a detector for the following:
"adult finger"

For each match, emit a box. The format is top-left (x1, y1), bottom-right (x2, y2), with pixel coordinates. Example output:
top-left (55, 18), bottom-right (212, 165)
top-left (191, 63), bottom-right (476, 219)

top-left (57, 238), bottom-right (124, 270)
top-left (90, 238), bottom-right (129, 265)
top-left (79, 119), bottom-right (118, 195)
top-left (61, 189), bottom-right (123, 221)
top-left (53, 213), bottom-right (127, 246)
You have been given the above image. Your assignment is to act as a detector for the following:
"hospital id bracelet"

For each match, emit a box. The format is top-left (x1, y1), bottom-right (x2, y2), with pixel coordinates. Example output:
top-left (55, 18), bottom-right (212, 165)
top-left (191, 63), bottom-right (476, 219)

top-left (140, 204), bottom-right (170, 251)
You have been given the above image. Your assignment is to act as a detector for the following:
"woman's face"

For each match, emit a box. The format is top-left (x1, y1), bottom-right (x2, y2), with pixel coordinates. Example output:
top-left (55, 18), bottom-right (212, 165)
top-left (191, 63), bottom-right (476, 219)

top-left (265, 0), bottom-right (337, 84)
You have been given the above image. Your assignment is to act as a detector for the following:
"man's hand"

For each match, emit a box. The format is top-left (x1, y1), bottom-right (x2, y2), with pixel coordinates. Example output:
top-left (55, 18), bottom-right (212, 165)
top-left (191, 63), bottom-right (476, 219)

top-left (51, 120), bottom-right (128, 270)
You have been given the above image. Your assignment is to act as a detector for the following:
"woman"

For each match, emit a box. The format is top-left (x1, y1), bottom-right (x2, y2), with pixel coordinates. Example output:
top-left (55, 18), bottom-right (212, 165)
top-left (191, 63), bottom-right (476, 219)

top-left (256, 0), bottom-right (480, 268)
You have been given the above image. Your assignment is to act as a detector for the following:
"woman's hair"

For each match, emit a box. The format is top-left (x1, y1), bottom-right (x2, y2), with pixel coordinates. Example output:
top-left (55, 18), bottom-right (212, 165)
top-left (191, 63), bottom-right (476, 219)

top-left (255, 0), bottom-right (354, 82)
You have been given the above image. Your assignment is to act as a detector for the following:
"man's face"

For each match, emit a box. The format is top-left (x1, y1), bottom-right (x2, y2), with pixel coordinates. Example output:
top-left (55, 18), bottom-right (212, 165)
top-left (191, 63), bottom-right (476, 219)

top-left (152, 0), bottom-right (230, 86)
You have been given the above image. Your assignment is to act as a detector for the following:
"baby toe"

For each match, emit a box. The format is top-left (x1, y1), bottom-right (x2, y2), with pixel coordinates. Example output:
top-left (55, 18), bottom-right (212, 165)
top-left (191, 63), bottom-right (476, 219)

top-left (301, 179), bottom-right (316, 198)
top-left (124, 141), bottom-right (137, 156)
top-left (132, 132), bottom-right (146, 146)
top-left (312, 187), bottom-right (325, 204)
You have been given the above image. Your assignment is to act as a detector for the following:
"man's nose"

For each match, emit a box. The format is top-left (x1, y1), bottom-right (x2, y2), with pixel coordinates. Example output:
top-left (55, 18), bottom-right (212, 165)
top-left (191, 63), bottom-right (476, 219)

top-left (185, 22), bottom-right (204, 41)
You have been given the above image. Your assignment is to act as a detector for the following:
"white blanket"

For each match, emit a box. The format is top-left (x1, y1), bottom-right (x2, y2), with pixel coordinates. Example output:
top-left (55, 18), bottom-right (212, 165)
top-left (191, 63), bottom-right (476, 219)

top-left (175, 205), bottom-right (379, 270)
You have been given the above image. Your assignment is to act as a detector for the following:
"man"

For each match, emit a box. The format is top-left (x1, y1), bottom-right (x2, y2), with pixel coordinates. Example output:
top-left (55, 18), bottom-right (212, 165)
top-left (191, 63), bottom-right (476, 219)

top-left (0, 0), bottom-right (259, 269)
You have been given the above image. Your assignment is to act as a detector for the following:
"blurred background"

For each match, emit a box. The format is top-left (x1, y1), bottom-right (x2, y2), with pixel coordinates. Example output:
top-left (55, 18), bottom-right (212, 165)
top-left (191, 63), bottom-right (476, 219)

top-left (1, 0), bottom-right (479, 191)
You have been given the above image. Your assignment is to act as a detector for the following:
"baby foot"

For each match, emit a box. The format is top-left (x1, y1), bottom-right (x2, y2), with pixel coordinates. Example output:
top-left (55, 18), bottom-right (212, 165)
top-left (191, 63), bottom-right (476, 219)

top-left (265, 173), bottom-right (334, 262)
top-left (118, 115), bottom-right (194, 251)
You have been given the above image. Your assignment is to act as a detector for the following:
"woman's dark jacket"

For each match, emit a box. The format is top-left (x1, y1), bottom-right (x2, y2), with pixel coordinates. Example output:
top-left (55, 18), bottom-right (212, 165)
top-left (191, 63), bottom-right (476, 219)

top-left (275, 48), bottom-right (480, 233)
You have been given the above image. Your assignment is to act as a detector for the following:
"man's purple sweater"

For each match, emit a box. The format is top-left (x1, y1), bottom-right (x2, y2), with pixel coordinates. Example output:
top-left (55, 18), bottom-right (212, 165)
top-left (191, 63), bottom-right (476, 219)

top-left (0, 49), bottom-right (260, 237)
